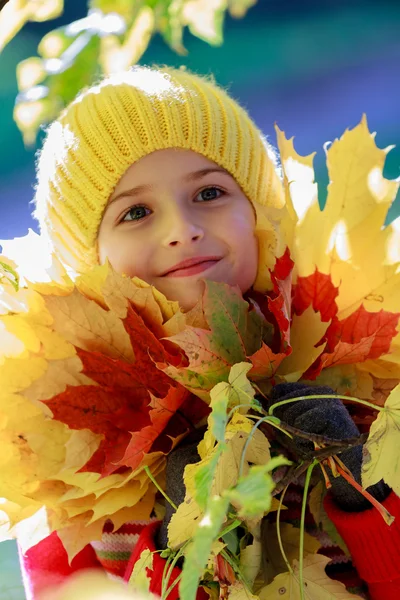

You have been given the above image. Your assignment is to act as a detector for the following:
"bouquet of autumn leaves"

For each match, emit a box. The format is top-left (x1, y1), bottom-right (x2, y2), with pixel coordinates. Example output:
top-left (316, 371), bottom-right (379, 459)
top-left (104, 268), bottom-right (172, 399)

top-left (1, 117), bottom-right (400, 600)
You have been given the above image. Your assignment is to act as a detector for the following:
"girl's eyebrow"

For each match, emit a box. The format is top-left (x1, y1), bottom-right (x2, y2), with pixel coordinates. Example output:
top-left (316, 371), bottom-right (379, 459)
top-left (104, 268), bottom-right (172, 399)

top-left (108, 167), bottom-right (230, 206)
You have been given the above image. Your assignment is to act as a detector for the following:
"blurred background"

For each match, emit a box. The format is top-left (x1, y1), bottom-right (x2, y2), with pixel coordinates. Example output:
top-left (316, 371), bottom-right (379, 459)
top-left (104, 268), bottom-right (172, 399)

top-left (0, 0), bottom-right (399, 597)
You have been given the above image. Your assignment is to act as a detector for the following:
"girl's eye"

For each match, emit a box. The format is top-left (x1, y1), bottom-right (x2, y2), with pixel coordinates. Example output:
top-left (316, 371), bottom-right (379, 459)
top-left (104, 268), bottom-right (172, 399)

top-left (121, 205), bottom-right (151, 222)
top-left (196, 186), bottom-right (225, 202)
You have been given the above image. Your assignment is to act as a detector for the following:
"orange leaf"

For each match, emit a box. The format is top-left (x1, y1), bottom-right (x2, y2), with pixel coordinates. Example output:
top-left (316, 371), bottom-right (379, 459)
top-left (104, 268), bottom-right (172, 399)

top-left (248, 342), bottom-right (288, 380)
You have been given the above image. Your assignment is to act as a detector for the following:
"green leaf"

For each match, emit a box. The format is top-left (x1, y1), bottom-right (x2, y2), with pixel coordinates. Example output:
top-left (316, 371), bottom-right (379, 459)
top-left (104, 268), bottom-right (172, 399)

top-left (160, 282), bottom-right (269, 399)
top-left (194, 444), bottom-right (224, 511)
top-left (38, 26), bottom-right (75, 59)
top-left (0, 0), bottom-right (64, 53)
top-left (208, 385), bottom-right (229, 442)
top-left (180, 495), bottom-right (230, 600)
top-left (224, 456), bottom-right (291, 519)
top-left (0, 261), bottom-right (20, 291)
top-left (203, 281), bottom-right (265, 362)
top-left (154, 0), bottom-right (187, 54)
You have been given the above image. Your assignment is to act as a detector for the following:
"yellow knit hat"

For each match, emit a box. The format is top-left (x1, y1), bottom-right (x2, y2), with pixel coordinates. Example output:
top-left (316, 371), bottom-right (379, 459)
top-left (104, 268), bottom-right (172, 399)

top-left (34, 65), bottom-right (285, 290)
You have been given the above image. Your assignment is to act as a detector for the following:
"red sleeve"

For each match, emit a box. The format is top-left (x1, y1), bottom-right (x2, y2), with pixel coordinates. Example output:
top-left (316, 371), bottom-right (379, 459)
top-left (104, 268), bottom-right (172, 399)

top-left (324, 490), bottom-right (400, 600)
top-left (124, 521), bottom-right (208, 600)
top-left (18, 531), bottom-right (102, 600)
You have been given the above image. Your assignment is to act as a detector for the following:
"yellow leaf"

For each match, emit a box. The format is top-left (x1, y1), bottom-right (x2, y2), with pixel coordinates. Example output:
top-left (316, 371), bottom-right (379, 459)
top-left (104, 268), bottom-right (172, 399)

top-left (261, 521), bottom-right (320, 586)
top-left (88, 479), bottom-right (155, 525)
top-left (210, 362), bottom-right (255, 413)
top-left (63, 429), bottom-right (102, 472)
top-left (240, 534), bottom-right (262, 589)
top-left (168, 493), bottom-right (202, 549)
top-left (22, 355), bottom-right (94, 408)
top-left (252, 205), bottom-right (283, 292)
top-left (17, 57), bottom-right (46, 91)
top-left (57, 512), bottom-right (107, 563)
top-left (0, 230), bottom-right (71, 288)
top-left (169, 414), bottom-right (270, 549)
top-left (44, 288), bottom-right (135, 361)
top-left (362, 383), bottom-right (400, 495)
top-left (227, 582), bottom-right (258, 600)
top-left (0, 0), bottom-right (64, 53)
top-left (306, 363), bottom-right (374, 401)
top-left (100, 6), bottom-right (155, 74)
top-left (128, 548), bottom-right (154, 593)
top-left (278, 117), bottom-right (400, 352)
top-left (259, 554), bottom-right (364, 599)
top-left (275, 125), bottom-right (319, 257)
top-left (228, 0), bottom-right (257, 18)
top-left (277, 305), bottom-right (329, 381)
top-left (183, 0), bottom-right (226, 45)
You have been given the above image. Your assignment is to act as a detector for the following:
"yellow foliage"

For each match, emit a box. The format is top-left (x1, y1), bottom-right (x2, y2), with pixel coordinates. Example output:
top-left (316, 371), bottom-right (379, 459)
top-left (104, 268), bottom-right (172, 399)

top-left (362, 383), bottom-right (400, 495)
top-left (168, 413), bottom-right (270, 549)
top-left (259, 554), bottom-right (364, 599)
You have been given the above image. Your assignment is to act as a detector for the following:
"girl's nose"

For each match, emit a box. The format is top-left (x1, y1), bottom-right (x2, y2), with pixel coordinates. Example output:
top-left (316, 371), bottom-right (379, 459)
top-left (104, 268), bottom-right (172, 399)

top-left (161, 204), bottom-right (205, 247)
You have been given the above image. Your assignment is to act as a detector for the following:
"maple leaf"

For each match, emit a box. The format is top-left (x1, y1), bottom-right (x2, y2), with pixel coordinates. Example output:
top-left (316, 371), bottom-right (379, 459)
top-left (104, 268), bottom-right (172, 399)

top-left (0, 262), bottom-right (207, 558)
top-left (276, 117), bottom-right (400, 366)
top-left (362, 383), bottom-right (400, 496)
top-left (250, 249), bottom-right (294, 354)
top-left (277, 305), bottom-right (329, 382)
top-left (248, 342), bottom-right (287, 381)
top-left (305, 305), bottom-right (400, 379)
top-left (158, 281), bottom-right (269, 400)
top-left (292, 270), bottom-right (339, 322)
top-left (259, 554), bottom-right (364, 599)
top-left (44, 302), bottom-right (196, 476)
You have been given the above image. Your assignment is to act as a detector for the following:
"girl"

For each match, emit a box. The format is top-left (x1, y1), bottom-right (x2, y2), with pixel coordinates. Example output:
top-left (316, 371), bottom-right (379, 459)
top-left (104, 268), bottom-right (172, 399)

top-left (19, 66), bottom-right (400, 599)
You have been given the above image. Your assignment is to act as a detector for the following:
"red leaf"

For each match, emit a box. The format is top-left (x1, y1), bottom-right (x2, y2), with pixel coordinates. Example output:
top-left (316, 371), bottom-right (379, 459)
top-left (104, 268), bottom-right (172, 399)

top-left (293, 270), bottom-right (339, 322)
top-left (45, 303), bottom-right (204, 477)
top-left (324, 305), bottom-right (400, 358)
top-left (214, 554), bottom-right (236, 587)
top-left (304, 305), bottom-right (400, 379)
top-left (115, 386), bottom-right (190, 470)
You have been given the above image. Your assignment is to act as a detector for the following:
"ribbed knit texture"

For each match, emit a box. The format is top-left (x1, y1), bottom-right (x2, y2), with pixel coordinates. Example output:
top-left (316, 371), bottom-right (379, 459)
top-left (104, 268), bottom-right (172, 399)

top-left (34, 66), bottom-right (284, 281)
top-left (90, 518), bottom-right (158, 579)
top-left (324, 491), bottom-right (400, 585)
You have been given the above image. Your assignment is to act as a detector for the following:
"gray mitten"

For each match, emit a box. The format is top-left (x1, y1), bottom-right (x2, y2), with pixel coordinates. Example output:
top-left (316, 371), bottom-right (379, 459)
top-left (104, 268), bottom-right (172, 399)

top-left (268, 382), bottom-right (390, 512)
top-left (157, 436), bottom-right (202, 550)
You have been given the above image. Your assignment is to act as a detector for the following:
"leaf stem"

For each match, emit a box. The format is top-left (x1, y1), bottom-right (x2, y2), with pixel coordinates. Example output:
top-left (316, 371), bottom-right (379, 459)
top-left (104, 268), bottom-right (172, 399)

top-left (299, 459), bottom-right (319, 600)
top-left (164, 571), bottom-right (183, 600)
top-left (268, 394), bottom-right (383, 416)
top-left (144, 465), bottom-right (178, 510)
top-left (276, 483), bottom-right (293, 575)
top-left (238, 415), bottom-right (290, 478)
top-left (334, 462), bottom-right (395, 526)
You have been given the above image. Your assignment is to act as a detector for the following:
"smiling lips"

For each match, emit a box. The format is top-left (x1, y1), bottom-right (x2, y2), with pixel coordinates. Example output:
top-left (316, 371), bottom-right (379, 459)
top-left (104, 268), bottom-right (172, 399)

top-left (162, 256), bottom-right (222, 277)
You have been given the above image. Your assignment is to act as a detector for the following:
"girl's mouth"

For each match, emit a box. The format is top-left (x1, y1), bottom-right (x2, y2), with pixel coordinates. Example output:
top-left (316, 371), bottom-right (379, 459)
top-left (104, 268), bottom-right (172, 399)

top-left (164, 259), bottom-right (221, 277)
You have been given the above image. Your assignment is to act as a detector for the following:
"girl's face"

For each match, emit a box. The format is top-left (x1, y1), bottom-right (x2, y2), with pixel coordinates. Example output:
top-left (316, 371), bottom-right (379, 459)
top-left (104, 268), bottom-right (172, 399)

top-left (98, 149), bottom-right (258, 311)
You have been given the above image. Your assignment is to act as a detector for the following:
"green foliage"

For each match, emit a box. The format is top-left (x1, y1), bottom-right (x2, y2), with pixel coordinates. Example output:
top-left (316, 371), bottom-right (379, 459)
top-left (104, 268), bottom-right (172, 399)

top-left (0, 0), bottom-right (257, 144)
top-left (224, 457), bottom-right (291, 519)
top-left (180, 495), bottom-right (230, 600)
top-left (194, 445), bottom-right (224, 511)
top-left (0, 260), bottom-right (19, 291)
